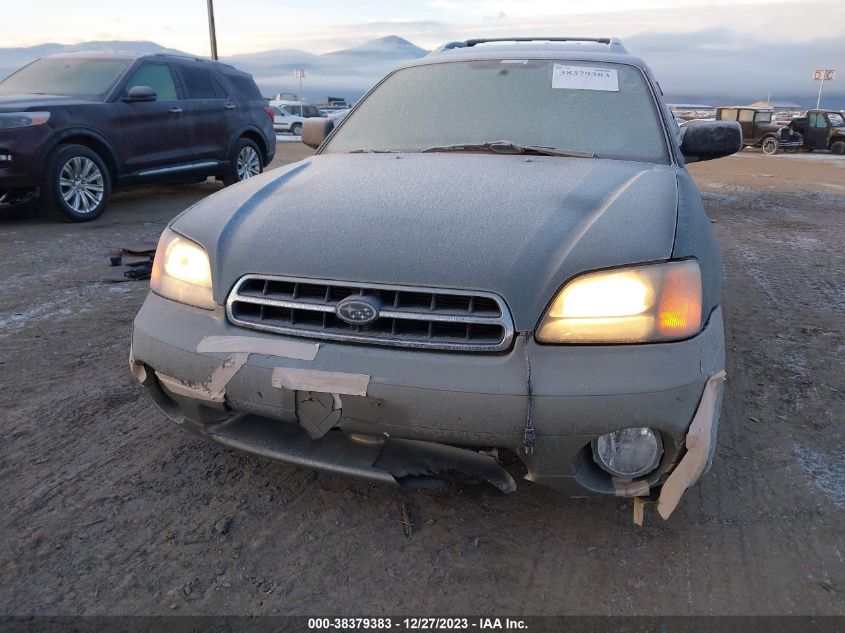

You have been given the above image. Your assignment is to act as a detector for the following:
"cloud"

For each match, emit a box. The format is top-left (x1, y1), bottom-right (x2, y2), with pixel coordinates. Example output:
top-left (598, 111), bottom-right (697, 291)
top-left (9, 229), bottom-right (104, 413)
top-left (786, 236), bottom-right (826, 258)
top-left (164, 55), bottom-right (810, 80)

top-left (627, 31), bottom-right (845, 100)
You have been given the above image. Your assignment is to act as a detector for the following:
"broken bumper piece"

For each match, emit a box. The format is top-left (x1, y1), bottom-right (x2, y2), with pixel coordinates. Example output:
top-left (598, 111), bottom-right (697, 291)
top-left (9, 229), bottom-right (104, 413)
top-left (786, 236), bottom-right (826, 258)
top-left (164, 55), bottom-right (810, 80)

top-left (176, 409), bottom-right (515, 493)
top-left (131, 292), bottom-right (726, 508)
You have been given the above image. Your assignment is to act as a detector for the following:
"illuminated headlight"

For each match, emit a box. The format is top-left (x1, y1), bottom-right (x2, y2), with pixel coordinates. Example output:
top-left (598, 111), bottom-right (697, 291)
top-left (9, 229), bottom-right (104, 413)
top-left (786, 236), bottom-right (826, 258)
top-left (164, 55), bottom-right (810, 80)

top-left (0, 112), bottom-right (51, 129)
top-left (593, 427), bottom-right (663, 479)
top-left (536, 260), bottom-right (702, 343)
top-left (150, 227), bottom-right (215, 310)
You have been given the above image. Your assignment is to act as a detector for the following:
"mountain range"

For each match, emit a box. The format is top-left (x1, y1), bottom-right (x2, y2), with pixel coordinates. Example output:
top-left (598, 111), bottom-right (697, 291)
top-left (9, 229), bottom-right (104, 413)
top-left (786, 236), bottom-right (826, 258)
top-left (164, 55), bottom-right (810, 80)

top-left (1, 35), bottom-right (842, 109)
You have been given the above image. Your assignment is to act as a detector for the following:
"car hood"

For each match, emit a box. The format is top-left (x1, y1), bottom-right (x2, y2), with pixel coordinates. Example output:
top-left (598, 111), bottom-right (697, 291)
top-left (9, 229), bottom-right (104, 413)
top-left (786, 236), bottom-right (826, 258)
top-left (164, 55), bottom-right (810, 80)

top-left (175, 153), bottom-right (679, 330)
top-left (0, 93), bottom-right (97, 110)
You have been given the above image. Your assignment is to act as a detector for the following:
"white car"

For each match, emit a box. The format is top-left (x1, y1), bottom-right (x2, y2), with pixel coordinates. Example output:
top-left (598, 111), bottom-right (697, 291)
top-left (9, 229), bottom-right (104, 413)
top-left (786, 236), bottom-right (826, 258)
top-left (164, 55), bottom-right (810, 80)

top-left (269, 106), bottom-right (305, 135)
top-left (327, 108), bottom-right (350, 124)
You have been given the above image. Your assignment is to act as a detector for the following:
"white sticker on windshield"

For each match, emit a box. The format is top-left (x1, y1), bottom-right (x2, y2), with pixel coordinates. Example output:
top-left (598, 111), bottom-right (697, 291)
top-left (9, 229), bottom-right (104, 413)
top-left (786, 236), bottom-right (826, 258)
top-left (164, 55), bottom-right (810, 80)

top-left (552, 64), bottom-right (619, 91)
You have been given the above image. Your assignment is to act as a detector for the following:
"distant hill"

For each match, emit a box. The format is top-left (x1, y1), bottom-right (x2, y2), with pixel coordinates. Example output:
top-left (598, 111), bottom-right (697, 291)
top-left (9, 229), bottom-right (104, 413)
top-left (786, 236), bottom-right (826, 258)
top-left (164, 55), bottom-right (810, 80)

top-left (323, 35), bottom-right (428, 58)
top-left (0, 36), bottom-right (429, 103)
top-left (1, 34), bottom-right (842, 109)
top-left (223, 36), bottom-right (429, 101)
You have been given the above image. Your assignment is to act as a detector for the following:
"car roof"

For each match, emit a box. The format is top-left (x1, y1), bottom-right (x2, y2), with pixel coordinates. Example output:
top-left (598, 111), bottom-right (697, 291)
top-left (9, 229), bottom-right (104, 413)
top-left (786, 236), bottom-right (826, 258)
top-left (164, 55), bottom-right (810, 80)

top-left (409, 37), bottom-right (647, 69)
top-left (41, 50), bottom-right (249, 76)
top-left (718, 105), bottom-right (773, 111)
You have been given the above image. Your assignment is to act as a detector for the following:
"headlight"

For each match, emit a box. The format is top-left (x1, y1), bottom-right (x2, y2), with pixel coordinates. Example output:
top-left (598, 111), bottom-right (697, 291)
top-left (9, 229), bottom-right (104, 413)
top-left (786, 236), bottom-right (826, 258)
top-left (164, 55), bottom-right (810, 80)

top-left (0, 112), bottom-right (50, 129)
top-left (593, 427), bottom-right (663, 478)
top-left (150, 227), bottom-right (215, 310)
top-left (536, 260), bottom-right (702, 343)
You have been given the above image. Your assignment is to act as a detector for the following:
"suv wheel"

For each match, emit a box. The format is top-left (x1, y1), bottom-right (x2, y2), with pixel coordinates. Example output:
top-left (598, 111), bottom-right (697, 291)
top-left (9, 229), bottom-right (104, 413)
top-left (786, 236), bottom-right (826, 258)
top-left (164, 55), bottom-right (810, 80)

top-left (290, 123), bottom-right (302, 136)
top-left (831, 141), bottom-right (845, 155)
top-left (761, 136), bottom-right (779, 155)
top-left (224, 138), bottom-right (263, 185)
top-left (41, 144), bottom-right (111, 222)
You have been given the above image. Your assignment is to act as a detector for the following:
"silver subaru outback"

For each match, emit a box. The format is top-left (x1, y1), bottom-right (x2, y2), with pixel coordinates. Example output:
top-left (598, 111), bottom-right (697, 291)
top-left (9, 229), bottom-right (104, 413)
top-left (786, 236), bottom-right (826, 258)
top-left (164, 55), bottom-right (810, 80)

top-left (130, 37), bottom-right (740, 520)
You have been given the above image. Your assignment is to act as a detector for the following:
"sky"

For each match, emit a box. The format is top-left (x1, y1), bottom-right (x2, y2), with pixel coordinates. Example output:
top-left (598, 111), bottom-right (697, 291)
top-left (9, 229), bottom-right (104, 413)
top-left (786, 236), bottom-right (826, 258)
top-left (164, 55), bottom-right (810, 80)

top-left (5, 0), bottom-right (845, 57)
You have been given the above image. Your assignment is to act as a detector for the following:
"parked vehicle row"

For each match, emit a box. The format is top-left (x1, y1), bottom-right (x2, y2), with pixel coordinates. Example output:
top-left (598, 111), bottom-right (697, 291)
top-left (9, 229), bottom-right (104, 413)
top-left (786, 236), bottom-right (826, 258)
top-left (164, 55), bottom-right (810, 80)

top-left (267, 101), bottom-right (350, 134)
top-left (713, 105), bottom-right (845, 155)
top-left (0, 51), bottom-right (276, 221)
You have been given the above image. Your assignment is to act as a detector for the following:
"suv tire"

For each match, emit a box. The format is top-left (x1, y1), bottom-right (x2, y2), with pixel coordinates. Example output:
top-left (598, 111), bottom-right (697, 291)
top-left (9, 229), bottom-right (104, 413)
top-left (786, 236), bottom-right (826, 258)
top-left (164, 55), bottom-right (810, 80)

top-left (831, 141), bottom-right (845, 155)
top-left (290, 123), bottom-right (302, 136)
top-left (761, 136), bottom-right (779, 156)
top-left (224, 138), bottom-right (263, 186)
top-left (41, 144), bottom-right (111, 222)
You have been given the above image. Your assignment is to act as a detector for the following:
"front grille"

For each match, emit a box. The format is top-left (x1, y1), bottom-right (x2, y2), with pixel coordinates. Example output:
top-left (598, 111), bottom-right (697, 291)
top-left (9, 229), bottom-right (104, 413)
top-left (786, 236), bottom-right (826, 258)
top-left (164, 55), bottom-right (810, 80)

top-left (226, 275), bottom-right (515, 352)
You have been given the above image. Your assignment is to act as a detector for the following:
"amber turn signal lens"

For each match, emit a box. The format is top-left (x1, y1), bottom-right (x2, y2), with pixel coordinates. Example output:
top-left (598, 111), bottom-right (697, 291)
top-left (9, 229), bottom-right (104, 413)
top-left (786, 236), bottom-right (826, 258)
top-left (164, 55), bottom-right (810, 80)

top-left (657, 264), bottom-right (702, 337)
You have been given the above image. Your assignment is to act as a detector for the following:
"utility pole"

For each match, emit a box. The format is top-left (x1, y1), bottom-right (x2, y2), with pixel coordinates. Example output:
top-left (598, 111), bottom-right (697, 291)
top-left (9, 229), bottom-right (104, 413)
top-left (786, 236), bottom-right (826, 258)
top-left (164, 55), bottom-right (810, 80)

top-left (207, 0), bottom-right (219, 60)
top-left (816, 73), bottom-right (826, 109)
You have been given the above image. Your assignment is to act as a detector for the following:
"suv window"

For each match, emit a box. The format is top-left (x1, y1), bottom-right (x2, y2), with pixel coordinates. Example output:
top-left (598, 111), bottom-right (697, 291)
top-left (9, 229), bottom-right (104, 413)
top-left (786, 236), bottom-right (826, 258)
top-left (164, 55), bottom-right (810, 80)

top-left (180, 67), bottom-right (225, 100)
top-left (224, 75), bottom-right (263, 100)
top-left (324, 60), bottom-right (669, 163)
top-left (0, 58), bottom-right (129, 99)
top-left (125, 63), bottom-right (178, 101)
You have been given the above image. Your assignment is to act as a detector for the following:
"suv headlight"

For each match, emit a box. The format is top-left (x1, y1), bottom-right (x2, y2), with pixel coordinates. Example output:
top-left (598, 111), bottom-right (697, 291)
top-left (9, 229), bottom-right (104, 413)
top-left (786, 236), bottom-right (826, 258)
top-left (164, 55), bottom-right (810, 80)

top-left (0, 112), bottom-right (51, 129)
top-left (536, 260), bottom-right (702, 344)
top-left (150, 227), bottom-right (215, 310)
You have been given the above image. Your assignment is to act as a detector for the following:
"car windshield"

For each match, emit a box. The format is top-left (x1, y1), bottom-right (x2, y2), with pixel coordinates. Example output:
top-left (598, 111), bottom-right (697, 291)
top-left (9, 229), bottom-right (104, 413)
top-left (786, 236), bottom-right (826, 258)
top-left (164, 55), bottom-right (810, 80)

top-left (828, 113), bottom-right (844, 127)
top-left (0, 58), bottom-right (129, 100)
top-left (323, 59), bottom-right (669, 163)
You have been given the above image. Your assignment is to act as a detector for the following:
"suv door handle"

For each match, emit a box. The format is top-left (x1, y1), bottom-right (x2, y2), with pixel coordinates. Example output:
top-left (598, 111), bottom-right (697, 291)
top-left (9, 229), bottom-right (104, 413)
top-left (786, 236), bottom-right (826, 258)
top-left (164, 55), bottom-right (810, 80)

top-left (168, 107), bottom-right (183, 114)
top-left (225, 103), bottom-right (237, 109)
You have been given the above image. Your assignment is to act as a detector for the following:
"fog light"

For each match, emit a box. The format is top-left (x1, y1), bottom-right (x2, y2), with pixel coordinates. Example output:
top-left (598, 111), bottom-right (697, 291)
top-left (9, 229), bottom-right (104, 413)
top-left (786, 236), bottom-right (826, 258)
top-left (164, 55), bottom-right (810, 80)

top-left (592, 427), bottom-right (663, 479)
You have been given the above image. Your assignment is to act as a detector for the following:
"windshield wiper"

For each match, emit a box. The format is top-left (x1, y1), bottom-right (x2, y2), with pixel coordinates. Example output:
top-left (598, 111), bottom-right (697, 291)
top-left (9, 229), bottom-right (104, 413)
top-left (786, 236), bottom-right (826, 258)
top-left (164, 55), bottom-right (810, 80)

top-left (347, 148), bottom-right (400, 153)
top-left (421, 140), bottom-right (595, 158)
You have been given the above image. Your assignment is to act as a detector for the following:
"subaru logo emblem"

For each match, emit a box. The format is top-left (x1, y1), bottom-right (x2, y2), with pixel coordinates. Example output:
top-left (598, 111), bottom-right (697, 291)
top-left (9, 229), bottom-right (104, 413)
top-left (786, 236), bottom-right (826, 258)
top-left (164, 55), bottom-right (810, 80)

top-left (336, 295), bottom-right (381, 326)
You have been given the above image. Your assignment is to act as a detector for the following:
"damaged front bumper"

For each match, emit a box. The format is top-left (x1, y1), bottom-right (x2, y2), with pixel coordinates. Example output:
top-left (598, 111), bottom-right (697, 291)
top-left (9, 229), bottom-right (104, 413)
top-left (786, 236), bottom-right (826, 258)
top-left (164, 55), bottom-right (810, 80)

top-left (131, 292), bottom-right (726, 512)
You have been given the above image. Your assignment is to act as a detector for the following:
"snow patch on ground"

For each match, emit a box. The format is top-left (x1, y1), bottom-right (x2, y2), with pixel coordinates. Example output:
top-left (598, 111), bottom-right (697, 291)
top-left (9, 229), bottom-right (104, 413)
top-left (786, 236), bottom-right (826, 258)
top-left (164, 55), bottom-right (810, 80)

top-left (793, 444), bottom-right (845, 509)
top-left (738, 150), bottom-right (845, 163)
top-left (0, 284), bottom-right (106, 335)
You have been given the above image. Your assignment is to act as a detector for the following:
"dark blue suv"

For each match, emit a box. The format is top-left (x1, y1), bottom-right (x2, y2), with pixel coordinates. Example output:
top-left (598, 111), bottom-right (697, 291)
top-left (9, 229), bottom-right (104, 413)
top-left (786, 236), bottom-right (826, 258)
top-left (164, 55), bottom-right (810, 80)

top-left (0, 51), bottom-right (276, 221)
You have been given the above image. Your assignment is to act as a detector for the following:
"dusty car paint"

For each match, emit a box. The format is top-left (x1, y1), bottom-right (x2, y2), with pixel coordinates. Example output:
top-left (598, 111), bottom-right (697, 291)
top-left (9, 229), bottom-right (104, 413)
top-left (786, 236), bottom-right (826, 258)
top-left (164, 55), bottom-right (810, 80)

top-left (131, 39), bottom-right (732, 520)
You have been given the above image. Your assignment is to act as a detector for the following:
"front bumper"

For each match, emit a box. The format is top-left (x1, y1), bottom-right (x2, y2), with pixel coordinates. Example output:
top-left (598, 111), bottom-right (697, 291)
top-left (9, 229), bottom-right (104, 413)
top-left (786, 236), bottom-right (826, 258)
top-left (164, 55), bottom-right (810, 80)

top-left (0, 124), bottom-right (50, 189)
top-left (131, 292), bottom-right (725, 498)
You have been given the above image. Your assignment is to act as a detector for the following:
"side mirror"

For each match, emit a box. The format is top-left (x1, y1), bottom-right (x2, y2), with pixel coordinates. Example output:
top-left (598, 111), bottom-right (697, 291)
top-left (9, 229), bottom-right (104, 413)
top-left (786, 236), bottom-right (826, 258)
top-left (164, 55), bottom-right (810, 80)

top-left (123, 85), bottom-right (157, 103)
top-left (302, 117), bottom-right (334, 149)
top-left (680, 121), bottom-right (742, 162)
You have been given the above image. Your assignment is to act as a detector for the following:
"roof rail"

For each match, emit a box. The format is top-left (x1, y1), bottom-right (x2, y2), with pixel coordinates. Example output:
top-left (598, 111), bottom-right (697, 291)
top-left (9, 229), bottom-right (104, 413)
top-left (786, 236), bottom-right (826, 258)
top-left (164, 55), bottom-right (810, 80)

top-left (430, 37), bottom-right (626, 55)
top-left (147, 52), bottom-right (238, 70)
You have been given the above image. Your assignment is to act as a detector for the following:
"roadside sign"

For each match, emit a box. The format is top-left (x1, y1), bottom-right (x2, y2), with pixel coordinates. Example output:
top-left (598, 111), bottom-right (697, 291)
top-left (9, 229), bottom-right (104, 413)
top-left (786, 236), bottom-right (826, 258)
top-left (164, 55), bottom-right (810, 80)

top-left (812, 70), bottom-right (836, 109)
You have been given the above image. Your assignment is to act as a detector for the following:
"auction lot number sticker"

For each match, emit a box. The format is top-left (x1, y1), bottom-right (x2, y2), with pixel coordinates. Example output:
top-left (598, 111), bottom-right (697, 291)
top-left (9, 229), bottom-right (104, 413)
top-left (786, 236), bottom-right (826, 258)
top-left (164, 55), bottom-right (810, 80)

top-left (308, 617), bottom-right (528, 630)
top-left (552, 64), bottom-right (619, 91)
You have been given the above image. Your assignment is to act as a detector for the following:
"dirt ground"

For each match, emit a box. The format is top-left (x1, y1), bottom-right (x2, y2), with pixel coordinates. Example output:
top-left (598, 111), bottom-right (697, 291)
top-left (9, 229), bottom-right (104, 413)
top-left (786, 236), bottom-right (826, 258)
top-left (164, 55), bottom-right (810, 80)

top-left (1, 145), bottom-right (843, 617)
